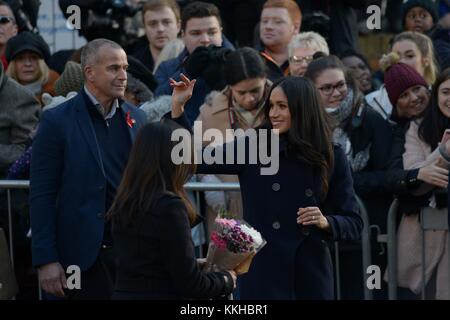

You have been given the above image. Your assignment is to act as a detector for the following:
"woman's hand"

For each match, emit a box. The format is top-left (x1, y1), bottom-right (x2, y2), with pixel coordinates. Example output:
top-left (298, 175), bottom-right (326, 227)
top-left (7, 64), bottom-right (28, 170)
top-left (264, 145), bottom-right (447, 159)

top-left (418, 162), bottom-right (449, 188)
top-left (169, 73), bottom-right (196, 118)
top-left (441, 129), bottom-right (450, 145)
top-left (297, 207), bottom-right (330, 231)
top-left (226, 270), bottom-right (237, 289)
top-left (197, 258), bottom-right (207, 271)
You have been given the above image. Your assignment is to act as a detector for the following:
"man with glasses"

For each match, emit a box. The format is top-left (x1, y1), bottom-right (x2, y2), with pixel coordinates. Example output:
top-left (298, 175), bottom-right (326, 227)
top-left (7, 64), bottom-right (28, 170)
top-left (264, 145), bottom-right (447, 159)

top-left (0, 1), bottom-right (18, 70)
top-left (288, 31), bottom-right (329, 77)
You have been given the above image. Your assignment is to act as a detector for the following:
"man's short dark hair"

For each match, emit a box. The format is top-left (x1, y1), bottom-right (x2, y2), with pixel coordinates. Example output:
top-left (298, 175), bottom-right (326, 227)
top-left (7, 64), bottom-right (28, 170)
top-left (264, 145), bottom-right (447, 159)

top-left (181, 1), bottom-right (222, 32)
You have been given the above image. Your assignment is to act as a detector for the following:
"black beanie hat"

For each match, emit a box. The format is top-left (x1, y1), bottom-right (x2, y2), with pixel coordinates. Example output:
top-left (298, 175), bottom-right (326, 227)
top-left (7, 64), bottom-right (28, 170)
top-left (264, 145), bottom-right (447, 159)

top-left (127, 56), bottom-right (157, 92)
top-left (401, 0), bottom-right (439, 26)
top-left (5, 31), bottom-right (51, 63)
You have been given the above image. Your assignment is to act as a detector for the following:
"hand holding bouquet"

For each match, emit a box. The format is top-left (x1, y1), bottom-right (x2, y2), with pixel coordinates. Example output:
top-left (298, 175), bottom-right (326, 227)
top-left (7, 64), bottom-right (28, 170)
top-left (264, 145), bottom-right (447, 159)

top-left (205, 217), bottom-right (266, 275)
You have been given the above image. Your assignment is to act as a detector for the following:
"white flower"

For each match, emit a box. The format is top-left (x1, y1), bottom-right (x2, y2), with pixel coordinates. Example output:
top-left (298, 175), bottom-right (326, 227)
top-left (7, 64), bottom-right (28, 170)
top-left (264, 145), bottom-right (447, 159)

top-left (239, 224), bottom-right (263, 249)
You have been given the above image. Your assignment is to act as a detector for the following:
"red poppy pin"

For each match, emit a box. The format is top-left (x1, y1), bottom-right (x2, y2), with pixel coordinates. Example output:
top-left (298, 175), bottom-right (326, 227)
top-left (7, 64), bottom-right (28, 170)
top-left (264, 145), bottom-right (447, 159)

top-left (126, 111), bottom-right (136, 128)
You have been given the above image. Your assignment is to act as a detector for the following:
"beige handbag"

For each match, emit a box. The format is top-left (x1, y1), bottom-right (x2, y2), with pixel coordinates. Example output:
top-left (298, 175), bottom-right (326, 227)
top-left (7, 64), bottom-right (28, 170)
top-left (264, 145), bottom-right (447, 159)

top-left (0, 228), bottom-right (18, 300)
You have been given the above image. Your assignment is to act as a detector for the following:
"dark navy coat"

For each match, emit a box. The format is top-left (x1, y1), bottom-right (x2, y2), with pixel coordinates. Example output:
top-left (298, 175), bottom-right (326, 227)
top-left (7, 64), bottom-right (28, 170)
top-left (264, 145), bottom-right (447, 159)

top-left (29, 92), bottom-right (147, 270)
top-left (172, 115), bottom-right (363, 299)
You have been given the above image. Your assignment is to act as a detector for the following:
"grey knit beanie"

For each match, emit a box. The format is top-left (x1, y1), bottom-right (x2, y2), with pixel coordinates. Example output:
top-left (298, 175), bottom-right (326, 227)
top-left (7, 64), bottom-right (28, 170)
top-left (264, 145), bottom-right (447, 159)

top-left (54, 61), bottom-right (84, 97)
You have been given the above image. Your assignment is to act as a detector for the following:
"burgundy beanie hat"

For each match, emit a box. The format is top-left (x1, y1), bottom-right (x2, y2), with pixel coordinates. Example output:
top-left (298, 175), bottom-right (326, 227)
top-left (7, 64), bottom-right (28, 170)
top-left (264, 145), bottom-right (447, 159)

top-left (382, 53), bottom-right (428, 106)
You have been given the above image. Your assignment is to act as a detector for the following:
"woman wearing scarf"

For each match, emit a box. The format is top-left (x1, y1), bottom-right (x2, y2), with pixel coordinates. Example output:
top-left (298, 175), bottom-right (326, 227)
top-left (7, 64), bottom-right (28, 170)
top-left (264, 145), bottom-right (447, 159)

top-left (5, 31), bottom-right (59, 105)
top-left (195, 47), bottom-right (271, 237)
top-left (305, 55), bottom-right (393, 299)
top-left (398, 68), bottom-right (450, 299)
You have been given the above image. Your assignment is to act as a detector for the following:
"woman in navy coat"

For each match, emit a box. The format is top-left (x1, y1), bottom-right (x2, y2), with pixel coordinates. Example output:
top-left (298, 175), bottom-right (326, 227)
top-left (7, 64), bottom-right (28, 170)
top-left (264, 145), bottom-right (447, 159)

top-left (169, 74), bottom-right (363, 299)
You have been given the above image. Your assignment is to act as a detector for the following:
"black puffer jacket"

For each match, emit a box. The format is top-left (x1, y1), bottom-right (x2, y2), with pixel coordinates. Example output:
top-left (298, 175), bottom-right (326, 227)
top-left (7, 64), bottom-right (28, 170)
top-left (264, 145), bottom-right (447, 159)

top-left (430, 26), bottom-right (450, 70)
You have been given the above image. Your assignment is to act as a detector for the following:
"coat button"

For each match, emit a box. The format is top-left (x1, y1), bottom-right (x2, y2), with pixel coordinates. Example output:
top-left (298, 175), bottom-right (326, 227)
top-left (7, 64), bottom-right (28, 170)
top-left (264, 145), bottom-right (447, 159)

top-left (305, 188), bottom-right (313, 197)
top-left (272, 221), bottom-right (281, 230)
top-left (301, 226), bottom-right (310, 236)
top-left (272, 183), bottom-right (280, 191)
top-left (98, 186), bottom-right (104, 191)
top-left (97, 212), bottom-right (104, 219)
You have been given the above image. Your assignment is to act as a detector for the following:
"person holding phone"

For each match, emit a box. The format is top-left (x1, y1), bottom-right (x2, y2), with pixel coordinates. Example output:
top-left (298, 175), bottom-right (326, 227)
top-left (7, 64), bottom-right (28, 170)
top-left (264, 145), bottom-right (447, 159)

top-left (397, 68), bottom-right (450, 299)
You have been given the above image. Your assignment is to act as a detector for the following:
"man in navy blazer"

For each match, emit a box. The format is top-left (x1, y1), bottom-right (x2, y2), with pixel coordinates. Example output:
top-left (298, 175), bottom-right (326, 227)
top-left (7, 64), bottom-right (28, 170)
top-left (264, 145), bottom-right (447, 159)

top-left (30, 39), bottom-right (146, 299)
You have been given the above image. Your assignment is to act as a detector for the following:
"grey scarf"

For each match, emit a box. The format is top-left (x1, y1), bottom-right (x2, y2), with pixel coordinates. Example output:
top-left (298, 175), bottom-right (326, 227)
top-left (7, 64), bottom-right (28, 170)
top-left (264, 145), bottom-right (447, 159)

top-left (24, 81), bottom-right (43, 97)
top-left (327, 88), bottom-right (371, 172)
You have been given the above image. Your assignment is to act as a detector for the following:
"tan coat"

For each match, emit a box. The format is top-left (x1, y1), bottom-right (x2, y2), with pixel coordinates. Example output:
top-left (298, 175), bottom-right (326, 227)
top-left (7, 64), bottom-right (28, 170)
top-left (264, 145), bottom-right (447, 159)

top-left (396, 119), bottom-right (449, 299)
top-left (196, 83), bottom-right (268, 236)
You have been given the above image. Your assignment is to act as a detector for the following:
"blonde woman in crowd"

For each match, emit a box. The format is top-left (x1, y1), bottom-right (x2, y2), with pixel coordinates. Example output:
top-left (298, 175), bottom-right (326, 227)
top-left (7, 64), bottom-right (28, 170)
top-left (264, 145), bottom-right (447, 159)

top-left (366, 31), bottom-right (438, 120)
top-left (5, 31), bottom-right (59, 105)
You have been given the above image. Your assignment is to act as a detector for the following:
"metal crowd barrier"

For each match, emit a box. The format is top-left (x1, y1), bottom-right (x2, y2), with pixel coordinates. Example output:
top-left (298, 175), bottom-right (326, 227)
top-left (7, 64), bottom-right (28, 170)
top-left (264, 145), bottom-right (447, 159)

top-left (356, 196), bottom-right (373, 301)
top-left (1, 180), bottom-right (373, 300)
top-left (386, 198), bottom-right (450, 300)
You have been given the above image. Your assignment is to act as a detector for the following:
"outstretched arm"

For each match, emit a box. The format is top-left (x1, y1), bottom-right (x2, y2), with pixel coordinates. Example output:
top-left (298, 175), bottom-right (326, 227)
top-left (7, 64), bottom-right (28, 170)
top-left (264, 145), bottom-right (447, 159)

top-left (168, 74), bottom-right (248, 176)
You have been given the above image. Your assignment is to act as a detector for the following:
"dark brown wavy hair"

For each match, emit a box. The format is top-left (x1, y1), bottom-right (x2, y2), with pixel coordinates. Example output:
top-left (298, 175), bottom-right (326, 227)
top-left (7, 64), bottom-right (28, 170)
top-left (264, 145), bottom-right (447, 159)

top-left (418, 68), bottom-right (450, 149)
top-left (264, 76), bottom-right (334, 198)
top-left (107, 120), bottom-right (197, 226)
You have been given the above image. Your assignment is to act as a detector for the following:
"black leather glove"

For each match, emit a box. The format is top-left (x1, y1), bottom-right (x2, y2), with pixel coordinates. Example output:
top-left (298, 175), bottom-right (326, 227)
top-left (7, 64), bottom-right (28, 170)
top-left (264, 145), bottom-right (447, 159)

top-left (202, 46), bottom-right (232, 91)
top-left (184, 45), bottom-right (232, 91)
top-left (184, 46), bottom-right (211, 79)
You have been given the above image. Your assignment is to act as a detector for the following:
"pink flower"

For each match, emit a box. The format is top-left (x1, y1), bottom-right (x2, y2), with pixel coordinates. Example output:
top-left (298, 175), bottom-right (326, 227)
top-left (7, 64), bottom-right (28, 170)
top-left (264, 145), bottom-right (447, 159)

top-left (216, 218), bottom-right (237, 228)
top-left (211, 232), bottom-right (226, 249)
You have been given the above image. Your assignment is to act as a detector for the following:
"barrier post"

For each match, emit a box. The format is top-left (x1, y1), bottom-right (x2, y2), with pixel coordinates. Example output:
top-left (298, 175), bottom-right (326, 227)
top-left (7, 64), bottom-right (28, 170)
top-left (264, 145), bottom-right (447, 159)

top-left (387, 199), bottom-right (399, 300)
top-left (355, 195), bottom-right (373, 300)
top-left (7, 189), bottom-right (14, 271)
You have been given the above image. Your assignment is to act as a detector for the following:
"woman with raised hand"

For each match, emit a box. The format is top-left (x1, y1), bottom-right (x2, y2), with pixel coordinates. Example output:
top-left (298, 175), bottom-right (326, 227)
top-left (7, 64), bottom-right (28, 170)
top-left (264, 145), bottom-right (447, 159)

top-left (397, 68), bottom-right (450, 299)
top-left (107, 122), bottom-right (237, 300)
top-left (195, 47), bottom-right (271, 237)
top-left (169, 74), bottom-right (363, 299)
top-left (378, 52), bottom-right (448, 299)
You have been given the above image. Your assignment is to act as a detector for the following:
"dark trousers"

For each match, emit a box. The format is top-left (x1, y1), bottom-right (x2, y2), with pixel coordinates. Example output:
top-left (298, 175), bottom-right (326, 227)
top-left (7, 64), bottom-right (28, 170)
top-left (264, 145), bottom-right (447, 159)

top-left (43, 247), bottom-right (115, 300)
top-left (65, 247), bottom-right (115, 300)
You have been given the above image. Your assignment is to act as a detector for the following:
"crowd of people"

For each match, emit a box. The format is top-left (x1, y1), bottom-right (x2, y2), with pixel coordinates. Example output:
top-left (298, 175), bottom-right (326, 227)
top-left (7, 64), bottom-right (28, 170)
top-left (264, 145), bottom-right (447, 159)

top-left (1, 0), bottom-right (450, 300)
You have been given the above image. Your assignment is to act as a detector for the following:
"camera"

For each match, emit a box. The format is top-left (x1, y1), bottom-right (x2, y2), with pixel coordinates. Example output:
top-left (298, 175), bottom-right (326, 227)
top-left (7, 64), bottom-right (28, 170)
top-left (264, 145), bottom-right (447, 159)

top-left (183, 45), bottom-right (232, 91)
top-left (59, 0), bottom-right (143, 49)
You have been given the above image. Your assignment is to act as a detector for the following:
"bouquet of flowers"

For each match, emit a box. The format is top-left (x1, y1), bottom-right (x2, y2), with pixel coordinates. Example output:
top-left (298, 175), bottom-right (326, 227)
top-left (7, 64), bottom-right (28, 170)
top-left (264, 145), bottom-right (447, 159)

top-left (204, 217), bottom-right (266, 275)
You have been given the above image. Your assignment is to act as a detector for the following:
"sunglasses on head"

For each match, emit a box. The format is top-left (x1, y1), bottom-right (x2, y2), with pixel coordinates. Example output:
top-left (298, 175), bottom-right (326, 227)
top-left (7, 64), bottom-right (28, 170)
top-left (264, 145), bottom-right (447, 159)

top-left (0, 16), bottom-right (14, 24)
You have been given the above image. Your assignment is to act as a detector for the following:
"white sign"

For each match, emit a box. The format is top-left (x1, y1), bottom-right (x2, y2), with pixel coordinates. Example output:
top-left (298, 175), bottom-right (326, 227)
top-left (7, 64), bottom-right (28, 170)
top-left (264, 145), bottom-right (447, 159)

top-left (37, 0), bottom-right (86, 54)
